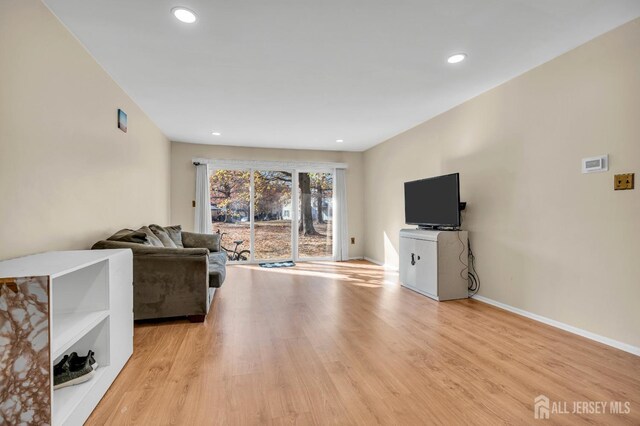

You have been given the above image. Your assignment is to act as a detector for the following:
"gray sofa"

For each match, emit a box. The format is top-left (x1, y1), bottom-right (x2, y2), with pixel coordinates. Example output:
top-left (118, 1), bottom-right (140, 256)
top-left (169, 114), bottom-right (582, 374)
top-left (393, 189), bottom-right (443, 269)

top-left (92, 225), bottom-right (226, 322)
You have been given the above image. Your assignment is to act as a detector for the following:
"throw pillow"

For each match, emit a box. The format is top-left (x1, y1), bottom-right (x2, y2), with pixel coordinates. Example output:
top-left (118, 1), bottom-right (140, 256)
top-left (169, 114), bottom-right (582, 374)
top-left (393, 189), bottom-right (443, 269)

top-left (137, 226), bottom-right (164, 247)
top-left (149, 224), bottom-right (177, 248)
top-left (107, 229), bottom-right (148, 244)
top-left (164, 225), bottom-right (184, 248)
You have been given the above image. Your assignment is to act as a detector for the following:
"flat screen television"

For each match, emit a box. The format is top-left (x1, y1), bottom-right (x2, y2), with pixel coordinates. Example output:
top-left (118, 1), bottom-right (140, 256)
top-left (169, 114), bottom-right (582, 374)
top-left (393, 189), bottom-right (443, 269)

top-left (404, 173), bottom-right (461, 228)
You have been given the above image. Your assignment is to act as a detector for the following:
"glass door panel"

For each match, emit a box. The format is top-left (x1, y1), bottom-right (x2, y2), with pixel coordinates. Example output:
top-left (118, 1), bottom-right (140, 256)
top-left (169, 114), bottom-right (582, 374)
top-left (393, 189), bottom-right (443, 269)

top-left (297, 172), bottom-right (333, 259)
top-left (253, 170), bottom-right (293, 260)
top-left (210, 169), bottom-right (251, 262)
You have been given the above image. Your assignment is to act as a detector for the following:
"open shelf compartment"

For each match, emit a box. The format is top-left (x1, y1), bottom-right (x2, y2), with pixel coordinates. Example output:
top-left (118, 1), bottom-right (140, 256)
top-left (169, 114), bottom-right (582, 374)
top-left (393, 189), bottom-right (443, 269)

top-left (50, 259), bottom-right (110, 359)
top-left (51, 310), bottom-right (109, 360)
top-left (52, 316), bottom-right (111, 426)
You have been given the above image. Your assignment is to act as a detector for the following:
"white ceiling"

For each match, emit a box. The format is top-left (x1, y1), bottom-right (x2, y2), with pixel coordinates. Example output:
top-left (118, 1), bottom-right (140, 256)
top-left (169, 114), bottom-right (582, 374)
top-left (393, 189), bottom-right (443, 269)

top-left (44, 0), bottom-right (640, 151)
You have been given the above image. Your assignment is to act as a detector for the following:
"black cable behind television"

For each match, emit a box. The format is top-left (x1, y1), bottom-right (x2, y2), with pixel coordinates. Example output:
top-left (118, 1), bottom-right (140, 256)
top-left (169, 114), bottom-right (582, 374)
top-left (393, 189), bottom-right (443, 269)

top-left (404, 173), bottom-right (462, 229)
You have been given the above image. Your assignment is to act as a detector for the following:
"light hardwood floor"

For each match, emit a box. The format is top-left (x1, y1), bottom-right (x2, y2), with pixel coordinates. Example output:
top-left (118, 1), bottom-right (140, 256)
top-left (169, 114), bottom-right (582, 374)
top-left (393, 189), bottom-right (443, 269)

top-left (88, 261), bottom-right (640, 425)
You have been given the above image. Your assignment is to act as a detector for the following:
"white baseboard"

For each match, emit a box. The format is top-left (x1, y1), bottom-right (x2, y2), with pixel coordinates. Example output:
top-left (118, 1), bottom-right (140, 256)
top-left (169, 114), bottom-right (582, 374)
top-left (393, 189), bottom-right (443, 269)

top-left (348, 256), bottom-right (364, 261)
top-left (363, 257), bottom-right (399, 271)
top-left (472, 294), bottom-right (640, 357)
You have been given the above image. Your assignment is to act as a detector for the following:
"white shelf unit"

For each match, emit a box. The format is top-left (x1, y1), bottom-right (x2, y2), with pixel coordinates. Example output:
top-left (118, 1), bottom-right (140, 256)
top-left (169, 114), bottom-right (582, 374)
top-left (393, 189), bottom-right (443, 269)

top-left (0, 249), bottom-right (133, 426)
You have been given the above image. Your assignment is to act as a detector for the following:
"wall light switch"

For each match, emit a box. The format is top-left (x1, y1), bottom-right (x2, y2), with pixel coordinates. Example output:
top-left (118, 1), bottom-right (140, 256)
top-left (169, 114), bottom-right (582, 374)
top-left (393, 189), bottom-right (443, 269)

top-left (614, 173), bottom-right (634, 190)
top-left (192, 200), bottom-right (196, 207)
top-left (351, 237), bottom-right (355, 245)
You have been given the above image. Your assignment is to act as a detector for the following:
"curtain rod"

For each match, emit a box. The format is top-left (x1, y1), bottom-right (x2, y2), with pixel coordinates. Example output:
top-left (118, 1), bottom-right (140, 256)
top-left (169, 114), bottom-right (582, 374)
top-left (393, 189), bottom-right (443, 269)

top-left (192, 158), bottom-right (348, 170)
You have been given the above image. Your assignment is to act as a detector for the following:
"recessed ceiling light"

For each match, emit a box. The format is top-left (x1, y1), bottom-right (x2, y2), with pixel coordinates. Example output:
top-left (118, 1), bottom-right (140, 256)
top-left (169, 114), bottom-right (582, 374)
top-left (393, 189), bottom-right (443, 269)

top-left (172, 7), bottom-right (197, 24)
top-left (336, 139), bottom-right (344, 143)
top-left (447, 53), bottom-right (467, 64)
top-left (211, 132), bottom-right (221, 136)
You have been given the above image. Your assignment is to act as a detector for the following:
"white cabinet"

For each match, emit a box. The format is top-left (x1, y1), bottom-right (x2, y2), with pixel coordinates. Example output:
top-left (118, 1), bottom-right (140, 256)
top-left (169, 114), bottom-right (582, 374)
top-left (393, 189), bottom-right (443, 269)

top-left (399, 229), bottom-right (468, 301)
top-left (0, 249), bottom-right (133, 425)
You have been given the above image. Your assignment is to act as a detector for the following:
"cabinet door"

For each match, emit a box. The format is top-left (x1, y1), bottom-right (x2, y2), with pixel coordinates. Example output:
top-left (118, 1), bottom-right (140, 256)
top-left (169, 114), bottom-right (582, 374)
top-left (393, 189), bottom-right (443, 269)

top-left (414, 239), bottom-right (438, 297)
top-left (399, 237), bottom-right (417, 288)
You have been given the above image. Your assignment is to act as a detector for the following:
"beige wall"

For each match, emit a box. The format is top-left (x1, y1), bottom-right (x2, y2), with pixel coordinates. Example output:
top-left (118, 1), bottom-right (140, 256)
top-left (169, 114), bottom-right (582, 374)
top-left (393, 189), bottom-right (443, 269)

top-left (171, 142), bottom-right (365, 259)
top-left (0, 0), bottom-right (171, 260)
top-left (363, 19), bottom-right (640, 347)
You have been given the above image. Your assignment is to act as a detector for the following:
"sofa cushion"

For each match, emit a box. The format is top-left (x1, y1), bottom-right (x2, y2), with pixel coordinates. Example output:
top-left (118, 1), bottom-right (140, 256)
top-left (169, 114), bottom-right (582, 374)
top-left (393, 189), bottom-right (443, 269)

top-left (208, 251), bottom-right (227, 288)
top-left (164, 225), bottom-right (184, 248)
top-left (137, 226), bottom-right (164, 247)
top-left (149, 224), bottom-right (178, 248)
top-left (182, 232), bottom-right (221, 252)
top-left (107, 229), bottom-right (147, 244)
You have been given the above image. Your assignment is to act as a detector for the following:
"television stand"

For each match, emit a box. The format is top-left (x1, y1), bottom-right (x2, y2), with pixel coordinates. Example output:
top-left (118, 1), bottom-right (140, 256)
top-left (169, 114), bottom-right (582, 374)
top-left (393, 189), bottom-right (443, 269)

top-left (399, 229), bottom-right (469, 301)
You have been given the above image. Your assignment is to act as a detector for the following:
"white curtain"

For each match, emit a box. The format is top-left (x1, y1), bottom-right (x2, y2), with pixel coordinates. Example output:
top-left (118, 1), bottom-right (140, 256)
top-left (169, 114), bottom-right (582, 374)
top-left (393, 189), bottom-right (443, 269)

top-left (194, 163), bottom-right (212, 234)
top-left (333, 168), bottom-right (349, 261)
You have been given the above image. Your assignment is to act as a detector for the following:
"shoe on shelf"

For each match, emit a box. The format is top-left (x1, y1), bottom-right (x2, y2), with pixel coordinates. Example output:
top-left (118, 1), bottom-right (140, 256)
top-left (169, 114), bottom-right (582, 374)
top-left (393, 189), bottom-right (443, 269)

top-left (70, 350), bottom-right (98, 371)
top-left (53, 354), bottom-right (70, 375)
top-left (53, 351), bottom-right (98, 390)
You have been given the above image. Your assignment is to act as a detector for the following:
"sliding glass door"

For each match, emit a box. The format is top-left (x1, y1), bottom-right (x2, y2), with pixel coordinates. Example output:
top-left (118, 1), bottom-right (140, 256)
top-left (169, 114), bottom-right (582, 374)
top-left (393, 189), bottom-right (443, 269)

top-left (297, 172), bottom-right (333, 259)
top-left (209, 166), bottom-right (334, 263)
top-left (209, 169), bottom-right (251, 262)
top-left (254, 170), bottom-right (292, 261)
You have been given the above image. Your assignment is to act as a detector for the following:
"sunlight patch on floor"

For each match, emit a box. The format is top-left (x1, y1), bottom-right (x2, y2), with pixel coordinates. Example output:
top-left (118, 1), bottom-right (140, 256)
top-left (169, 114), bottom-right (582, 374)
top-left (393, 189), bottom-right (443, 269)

top-left (233, 261), bottom-right (396, 288)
